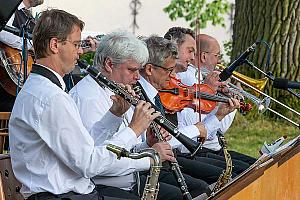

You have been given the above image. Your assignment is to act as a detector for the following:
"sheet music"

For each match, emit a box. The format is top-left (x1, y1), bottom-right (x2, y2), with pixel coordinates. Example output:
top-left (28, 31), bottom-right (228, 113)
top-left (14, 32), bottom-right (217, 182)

top-left (274, 135), bottom-right (300, 153)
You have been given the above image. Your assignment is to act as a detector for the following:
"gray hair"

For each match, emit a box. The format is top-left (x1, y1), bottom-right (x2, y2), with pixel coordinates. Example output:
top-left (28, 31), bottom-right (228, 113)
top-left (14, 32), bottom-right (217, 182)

top-left (93, 31), bottom-right (149, 70)
top-left (143, 35), bottom-right (178, 67)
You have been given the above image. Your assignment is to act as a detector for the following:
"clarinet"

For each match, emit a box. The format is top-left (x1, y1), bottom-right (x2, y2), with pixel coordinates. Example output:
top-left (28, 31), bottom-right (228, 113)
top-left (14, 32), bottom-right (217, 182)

top-left (77, 60), bottom-right (202, 156)
top-left (134, 85), bottom-right (193, 200)
top-left (149, 122), bottom-right (192, 200)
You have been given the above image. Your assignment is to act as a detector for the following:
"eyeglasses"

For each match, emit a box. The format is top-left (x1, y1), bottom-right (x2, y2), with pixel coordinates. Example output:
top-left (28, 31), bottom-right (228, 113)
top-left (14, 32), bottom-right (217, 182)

top-left (147, 63), bottom-right (175, 74)
top-left (61, 39), bottom-right (82, 50)
top-left (203, 51), bottom-right (222, 59)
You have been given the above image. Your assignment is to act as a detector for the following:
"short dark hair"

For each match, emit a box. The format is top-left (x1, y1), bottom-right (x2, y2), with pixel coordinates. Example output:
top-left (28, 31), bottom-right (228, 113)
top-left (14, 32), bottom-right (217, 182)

top-left (164, 27), bottom-right (195, 47)
top-left (33, 9), bottom-right (84, 59)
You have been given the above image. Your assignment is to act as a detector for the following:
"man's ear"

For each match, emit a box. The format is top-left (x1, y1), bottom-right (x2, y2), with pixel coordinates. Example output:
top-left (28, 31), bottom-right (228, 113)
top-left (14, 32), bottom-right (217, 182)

top-left (200, 52), bottom-right (206, 63)
top-left (144, 64), bottom-right (153, 76)
top-left (103, 58), bottom-right (113, 73)
top-left (49, 38), bottom-right (59, 54)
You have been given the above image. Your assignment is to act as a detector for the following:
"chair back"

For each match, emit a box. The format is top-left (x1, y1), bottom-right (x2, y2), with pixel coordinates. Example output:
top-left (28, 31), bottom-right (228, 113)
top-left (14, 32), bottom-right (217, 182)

top-left (0, 112), bottom-right (10, 154)
top-left (0, 154), bottom-right (23, 200)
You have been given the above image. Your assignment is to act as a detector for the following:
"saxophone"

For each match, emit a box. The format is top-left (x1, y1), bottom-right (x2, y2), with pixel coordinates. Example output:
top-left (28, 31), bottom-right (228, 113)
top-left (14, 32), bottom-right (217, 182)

top-left (210, 131), bottom-right (233, 195)
top-left (107, 144), bottom-right (162, 200)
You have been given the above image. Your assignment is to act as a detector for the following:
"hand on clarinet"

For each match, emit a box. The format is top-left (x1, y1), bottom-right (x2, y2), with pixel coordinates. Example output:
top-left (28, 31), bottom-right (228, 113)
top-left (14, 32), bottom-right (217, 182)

top-left (152, 142), bottom-right (176, 162)
top-left (109, 84), bottom-right (137, 117)
top-left (146, 126), bottom-right (172, 147)
top-left (129, 101), bottom-right (161, 137)
top-left (195, 122), bottom-right (207, 145)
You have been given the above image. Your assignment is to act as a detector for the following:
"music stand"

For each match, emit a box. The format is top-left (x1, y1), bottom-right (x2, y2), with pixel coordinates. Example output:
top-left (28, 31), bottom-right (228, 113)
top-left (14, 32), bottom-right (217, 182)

top-left (0, 0), bottom-right (22, 32)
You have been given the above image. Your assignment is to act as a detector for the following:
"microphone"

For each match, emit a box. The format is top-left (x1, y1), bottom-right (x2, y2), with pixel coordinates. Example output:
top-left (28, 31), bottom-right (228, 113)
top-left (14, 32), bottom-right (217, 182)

top-left (219, 42), bottom-right (257, 81)
top-left (273, 78), bottom-right (300, 90)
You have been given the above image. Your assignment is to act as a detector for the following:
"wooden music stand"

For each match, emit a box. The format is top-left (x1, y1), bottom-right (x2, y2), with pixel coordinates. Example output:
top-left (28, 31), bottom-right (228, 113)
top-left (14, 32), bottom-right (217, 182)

top-left (207, 136), bottom-right (300, 200)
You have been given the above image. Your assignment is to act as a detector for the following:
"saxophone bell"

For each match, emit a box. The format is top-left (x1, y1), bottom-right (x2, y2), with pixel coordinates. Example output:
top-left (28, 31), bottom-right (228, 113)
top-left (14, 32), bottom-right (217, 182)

top-left (106, 144), bottom-right (130, 159)
top-left (107, 144), bottom-right (162, 200)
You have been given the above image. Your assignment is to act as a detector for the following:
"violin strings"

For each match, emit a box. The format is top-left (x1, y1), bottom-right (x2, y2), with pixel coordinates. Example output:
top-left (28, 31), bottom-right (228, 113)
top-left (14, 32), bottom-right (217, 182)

top-left (195, 91), bottom-right (228, 103)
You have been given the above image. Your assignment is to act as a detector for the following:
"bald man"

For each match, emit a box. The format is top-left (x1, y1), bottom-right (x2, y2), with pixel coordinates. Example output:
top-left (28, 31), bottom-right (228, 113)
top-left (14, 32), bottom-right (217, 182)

top-left (195, 34), bottom-right (222, 71)
top-left (177, 34), bottom-right (256, 166)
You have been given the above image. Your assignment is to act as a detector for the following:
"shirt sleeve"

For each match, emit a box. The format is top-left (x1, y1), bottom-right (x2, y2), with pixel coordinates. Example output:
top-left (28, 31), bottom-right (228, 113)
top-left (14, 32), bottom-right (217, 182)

top-left (176, 107), bottom-right (225, 141)
top-left (202, 113), bottom-right (222, 140)
top-left (134, 141), bottom-right (150, 151)
top-left (91, 110), bottom-right (124, 145)
top-left (218, 110), bottom-right (237, 133)
top-left (70, 89), bottom-right (139, 149)
top-left (36, 94), bottom-right (150, 178)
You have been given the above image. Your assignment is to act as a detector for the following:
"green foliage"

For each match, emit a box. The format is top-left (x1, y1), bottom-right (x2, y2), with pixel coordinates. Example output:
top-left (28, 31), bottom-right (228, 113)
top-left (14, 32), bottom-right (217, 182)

top-left (80, 52), bottom-right (95, 65)
top-left (164, 0), bottom-right (231, 29)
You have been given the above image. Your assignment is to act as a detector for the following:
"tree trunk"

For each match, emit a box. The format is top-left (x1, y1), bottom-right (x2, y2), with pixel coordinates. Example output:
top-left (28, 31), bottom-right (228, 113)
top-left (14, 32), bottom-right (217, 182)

top-left (232, 0), bottom-right (300, 120)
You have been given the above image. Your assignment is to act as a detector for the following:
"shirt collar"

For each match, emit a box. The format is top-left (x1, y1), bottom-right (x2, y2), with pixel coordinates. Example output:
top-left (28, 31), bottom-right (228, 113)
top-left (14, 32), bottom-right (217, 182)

top-left (138, 76), bottom-right (158, 104)
top-left (38, 64), bottom-right (66, 91)
top-left (18, 2), bottom-right (26, 10)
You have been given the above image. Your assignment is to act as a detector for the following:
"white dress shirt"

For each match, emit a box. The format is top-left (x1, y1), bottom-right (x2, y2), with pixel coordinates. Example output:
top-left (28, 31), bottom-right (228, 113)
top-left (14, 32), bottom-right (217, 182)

top-left (9, 66), bottom-right (148, 198)
top-left (177, 65), bottom-right (200, 86)
top-left (0, 3), bottom-right (32, 50)
top-left (175, 65), bottom-right (237, 152)
top-left (69, 75), bottom-right (150, 190)
top-left (178, 107), bottom-right (236, 151)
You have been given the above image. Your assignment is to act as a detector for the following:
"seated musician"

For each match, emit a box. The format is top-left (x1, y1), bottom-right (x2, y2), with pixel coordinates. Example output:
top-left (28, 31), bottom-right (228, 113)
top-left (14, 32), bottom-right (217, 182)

top-left (163, 27), bottom-right (251, 175)
top-left (0, 0), bottom-right (44, 112)
top-left (139, 35), bottom-right (246, 186)
top-left (69, 31), bottom-right (210, 199)
top-left (175, 33), bottom-right (257, 165)
top-left (9, 9), bottom-right (159, 200)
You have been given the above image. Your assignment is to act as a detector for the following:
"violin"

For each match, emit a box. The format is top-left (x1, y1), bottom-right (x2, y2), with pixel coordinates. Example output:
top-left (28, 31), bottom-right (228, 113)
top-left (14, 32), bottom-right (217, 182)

top-left (159, 76), bottom-right (252, 113)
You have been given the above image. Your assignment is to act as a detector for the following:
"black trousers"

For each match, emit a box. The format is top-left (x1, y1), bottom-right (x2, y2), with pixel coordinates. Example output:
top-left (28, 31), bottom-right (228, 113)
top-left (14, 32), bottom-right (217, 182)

top-left (26, 189), bottom-right (124, 200)
top-left (196, 147), bottom-right (257, 166)
top-left (96, 185), bottom-right (139, 200)
top-left (96, 169), bottom-right (208, 200)
top-left (177, 149), bottom-right (251, 180)
top-left (177, 155), bottom-right (226, 184)
top-left (156, 168), bottom-right (209, 199)
top-left (96, 176), bottom-right (182, 200)
top-left (136, 166), bottom-right (209, 200)
top-left (196, 153), bottom-right (249, 174)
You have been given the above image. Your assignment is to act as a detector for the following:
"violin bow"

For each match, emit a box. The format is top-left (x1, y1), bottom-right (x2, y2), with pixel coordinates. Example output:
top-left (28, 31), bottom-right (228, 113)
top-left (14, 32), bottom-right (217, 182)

top-left (195, 13), bottom-right (202, 122)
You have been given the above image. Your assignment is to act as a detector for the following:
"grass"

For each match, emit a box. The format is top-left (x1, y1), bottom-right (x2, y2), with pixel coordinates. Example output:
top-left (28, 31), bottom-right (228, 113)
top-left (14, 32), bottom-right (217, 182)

top-left (226, 112), bottom-right (300, 158)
